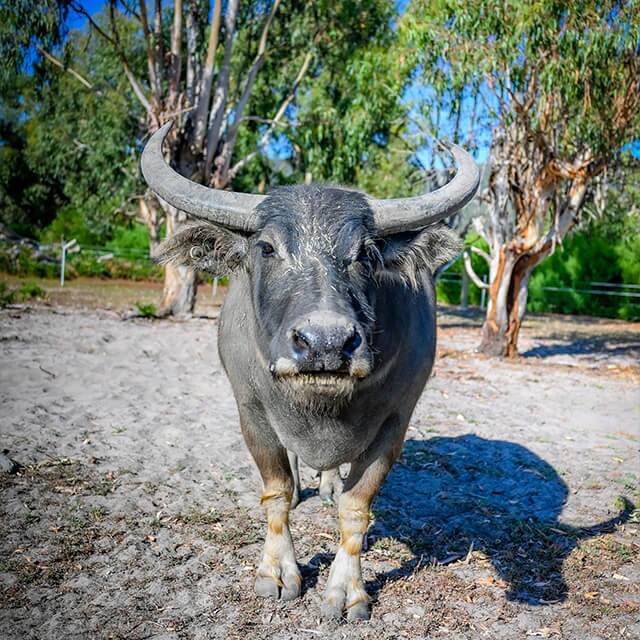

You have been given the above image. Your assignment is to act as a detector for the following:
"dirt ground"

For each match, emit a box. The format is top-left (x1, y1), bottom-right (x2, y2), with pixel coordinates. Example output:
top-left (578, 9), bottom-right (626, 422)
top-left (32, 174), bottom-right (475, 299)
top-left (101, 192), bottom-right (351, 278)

top-left (1, 288), bottom-right (639, 639)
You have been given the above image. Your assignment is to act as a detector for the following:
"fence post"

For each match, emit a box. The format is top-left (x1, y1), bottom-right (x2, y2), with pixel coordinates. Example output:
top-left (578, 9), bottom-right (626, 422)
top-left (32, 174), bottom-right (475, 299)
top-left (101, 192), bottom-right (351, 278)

top-left (460, 268), bottom-right (469, 308)
top-left (60, 239), bottom-right (65, 287)
top-left (211, 276), bottom-right (218, 300)
top-left (480, 274), bottom-right (488, 309)
top-left (60, 238), bottom-right (77, 287)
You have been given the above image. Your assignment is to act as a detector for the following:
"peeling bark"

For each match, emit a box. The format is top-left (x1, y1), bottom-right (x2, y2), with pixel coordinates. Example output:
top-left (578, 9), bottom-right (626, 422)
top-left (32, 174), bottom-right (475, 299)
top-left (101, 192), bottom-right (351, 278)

top-left (139, 197), bottom-right (162, 255)
top-left (157, 205), bottom-right (196, 318)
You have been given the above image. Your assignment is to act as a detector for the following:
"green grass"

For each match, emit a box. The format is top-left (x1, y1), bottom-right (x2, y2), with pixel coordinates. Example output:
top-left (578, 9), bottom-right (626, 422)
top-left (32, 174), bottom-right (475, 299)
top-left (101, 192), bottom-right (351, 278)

top-left (134, 301), bottom-right (157, 317)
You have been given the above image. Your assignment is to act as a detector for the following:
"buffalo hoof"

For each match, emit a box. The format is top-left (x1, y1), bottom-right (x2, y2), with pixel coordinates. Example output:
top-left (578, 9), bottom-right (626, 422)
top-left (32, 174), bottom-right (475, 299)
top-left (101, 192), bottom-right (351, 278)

top-left (321, 588), bottom-right (370, 622)
top-left (347, 601), bottom-right (371, 621)
top-left (255, 565), bottom-right (301, 601)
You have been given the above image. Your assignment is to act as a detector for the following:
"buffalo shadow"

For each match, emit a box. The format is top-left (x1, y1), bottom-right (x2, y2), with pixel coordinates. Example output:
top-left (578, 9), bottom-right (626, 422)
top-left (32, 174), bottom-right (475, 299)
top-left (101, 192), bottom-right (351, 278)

top-left (361, 434), bottom-right (633, 605)
top-left (521, 333), bottom-right (640, 361)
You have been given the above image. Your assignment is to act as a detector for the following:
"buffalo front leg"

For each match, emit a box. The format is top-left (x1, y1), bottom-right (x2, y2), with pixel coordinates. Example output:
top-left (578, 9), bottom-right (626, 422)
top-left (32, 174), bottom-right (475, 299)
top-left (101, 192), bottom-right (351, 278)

top-left (242, 425), bottom-right (302, 601)
top-left (321, 430), bottom-right (403, 621)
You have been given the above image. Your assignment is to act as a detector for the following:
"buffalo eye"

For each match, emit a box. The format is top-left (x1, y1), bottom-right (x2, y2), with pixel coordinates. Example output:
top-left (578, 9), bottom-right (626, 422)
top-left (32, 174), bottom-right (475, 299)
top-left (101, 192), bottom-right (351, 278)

top-left (258, 241), bottom-right (275, 258)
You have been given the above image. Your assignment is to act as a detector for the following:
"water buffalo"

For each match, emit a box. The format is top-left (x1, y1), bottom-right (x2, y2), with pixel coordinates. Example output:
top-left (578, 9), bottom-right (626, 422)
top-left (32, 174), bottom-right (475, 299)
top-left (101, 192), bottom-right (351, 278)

top-left (141, 121), bottom-right (479, 620)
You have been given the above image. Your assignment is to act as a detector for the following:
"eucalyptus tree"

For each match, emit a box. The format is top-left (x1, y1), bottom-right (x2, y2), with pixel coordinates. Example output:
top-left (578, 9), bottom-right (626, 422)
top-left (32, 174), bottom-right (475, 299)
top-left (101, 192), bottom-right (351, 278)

top-left (406, 0), bottom-right (640, 356)
top-left (57, 0), bottom-right (398, 316)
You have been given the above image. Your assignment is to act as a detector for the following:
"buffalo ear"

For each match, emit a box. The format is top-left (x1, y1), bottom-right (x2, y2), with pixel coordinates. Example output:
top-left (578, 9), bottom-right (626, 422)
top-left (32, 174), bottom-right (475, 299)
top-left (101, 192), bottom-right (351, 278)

top-left (153, 223), bottom-right (248, 275)
top-left (378, 223), bottom-right (462, 288)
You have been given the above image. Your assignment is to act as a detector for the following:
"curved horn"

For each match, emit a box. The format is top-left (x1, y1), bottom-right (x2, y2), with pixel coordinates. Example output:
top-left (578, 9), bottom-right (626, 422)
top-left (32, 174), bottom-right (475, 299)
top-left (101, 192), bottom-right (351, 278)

top-left (367, 144), bottom-right (480, 235)
top-left (141, 121), bottom-right (265, 232)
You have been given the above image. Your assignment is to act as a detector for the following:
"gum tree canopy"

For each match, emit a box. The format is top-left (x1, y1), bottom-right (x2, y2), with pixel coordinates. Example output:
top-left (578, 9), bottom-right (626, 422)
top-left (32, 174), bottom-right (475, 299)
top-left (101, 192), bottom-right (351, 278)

top-left (57, 0), bottom-right (401, 317)
top-left (407, 0), bottom-right (639, 356)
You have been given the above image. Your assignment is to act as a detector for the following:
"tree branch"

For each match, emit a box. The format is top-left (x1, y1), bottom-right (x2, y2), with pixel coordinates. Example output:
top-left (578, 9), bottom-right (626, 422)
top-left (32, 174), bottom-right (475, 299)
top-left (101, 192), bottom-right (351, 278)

top-left (463, 250), bottom-right (490, 289)
top-left (184, 1), bottom-right (202, 109)
top-left (137, 0), bottom-right (160, 105)
top-left (70, 1), bottom-right (152, 114)
top-left (168, 0), bottom-right (183, 109)
top-left (469, 245), bottom-right (491, 265)
top-left (215, 0), bottom-right (283, 180)
top-left (204, 0), bottom-right (240, 178)
top-left (118, 0), bottom-right (141, 21)
top-left (152, 0), bottom-right (164, 97)
top-left (224, 1), bottom-right (282, 139)
top-left (37, 46), bottom-right (96, 91)
top-left (192, 0), bottom-right (222, 150)
top-left (229, 50), bottom-right (313, 180)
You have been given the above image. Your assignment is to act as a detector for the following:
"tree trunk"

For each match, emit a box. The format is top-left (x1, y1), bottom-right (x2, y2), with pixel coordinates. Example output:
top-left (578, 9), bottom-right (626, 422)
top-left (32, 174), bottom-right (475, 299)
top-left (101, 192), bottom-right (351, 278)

top-left (159, 262), bottom-right (196, 317)
top-left (139, 197), bottom-right (162, 255)
top-left (479, 248), bottom-right (539, 358)
top-left (157, 205), bottom-right (197, 318)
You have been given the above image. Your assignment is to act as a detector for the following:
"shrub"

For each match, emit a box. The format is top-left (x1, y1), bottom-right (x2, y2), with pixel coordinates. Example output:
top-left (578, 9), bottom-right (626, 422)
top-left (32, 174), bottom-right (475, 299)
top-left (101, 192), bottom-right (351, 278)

top-left (18, 282), bottom-right (45, 299)
top-left (0, 281), bottom-right (46, 306)
top-left (0, 282), bottom-right (16, 307)
top-left (134, 301), bottom-right (157, 318)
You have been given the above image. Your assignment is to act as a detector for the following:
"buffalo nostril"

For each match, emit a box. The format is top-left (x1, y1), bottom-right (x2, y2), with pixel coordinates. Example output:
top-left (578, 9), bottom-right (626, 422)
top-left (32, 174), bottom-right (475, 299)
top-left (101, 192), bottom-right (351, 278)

top-left (342, 330), bottom-right (362, 358)
top-left (292, 329), bottom-right (311, 354)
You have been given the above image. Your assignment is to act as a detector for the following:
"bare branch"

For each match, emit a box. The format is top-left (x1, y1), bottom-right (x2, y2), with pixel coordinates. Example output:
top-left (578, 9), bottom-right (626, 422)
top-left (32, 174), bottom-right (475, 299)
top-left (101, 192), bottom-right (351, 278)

top-left (168, 0), bottom-right (183, 109)
top-left (229, 51), bottom-right (313, 180)
top-left (463, 250), bottom-right (490, 289)
top-left (469, 245), bottom-right (491, 265)
top-left (152, 0), bottom-right (164, 95)
top-left (123, 61), bottom-right (152, 113)
top-left (223, 0), bottom-right (282, 143)
top-left (184, 2), bottom-right (202, 108)
top-left (137, 0), bottom-right (160, 104)
top-left (70, 1), bottom-right (118, 47)
top-left (192, 0), bottom-right (223, 149)
top-left (118, 0), bottom-right (141, 21)
top-left (204, 0), bottom-right (240, 178)
top-left (37, 46), bottom-right (96, 91)
top-left (70, 1), bottom-right (152, 114)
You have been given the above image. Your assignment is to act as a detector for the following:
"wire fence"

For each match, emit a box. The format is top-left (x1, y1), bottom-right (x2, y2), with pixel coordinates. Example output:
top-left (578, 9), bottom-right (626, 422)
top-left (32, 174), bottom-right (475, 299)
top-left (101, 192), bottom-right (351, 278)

top-left (438, 272), bottom-right (640, 300)
top-left (8, 239), bottom-right (640, 313)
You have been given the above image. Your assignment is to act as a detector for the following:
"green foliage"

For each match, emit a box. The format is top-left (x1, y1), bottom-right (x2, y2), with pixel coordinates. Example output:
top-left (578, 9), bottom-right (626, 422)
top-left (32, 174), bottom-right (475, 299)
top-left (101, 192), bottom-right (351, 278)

top-left (435, 225), bottom-right (640, 321)
top-left (0, 0), bottom-right (68, 92)
top-left (528, 225), bottom-right (640, 321)
top-left (67, 254), bottom-right (162, 281)
top-left (18, 281), bottom-right (45, 299)
top-left (231, 0), bottom-right (406, 189)
top-left (39, 206), bottom-right (101, 246)
top-left (0, 282), bottom-right (16, 307)
top-left (0, 280), bottom-right (46, 307)
top-left (105, 223), bottom-right (150, 255)
top-left (0, 75), bottom-right (66, 235)
top-left (0, 243), bottom-right (162, 282)
top-left (134, 301), bottom-right (157, 318)
top-left (405, 0), bottom-right (639, 156)
top-left (1, 8), bottom-right (142, 240)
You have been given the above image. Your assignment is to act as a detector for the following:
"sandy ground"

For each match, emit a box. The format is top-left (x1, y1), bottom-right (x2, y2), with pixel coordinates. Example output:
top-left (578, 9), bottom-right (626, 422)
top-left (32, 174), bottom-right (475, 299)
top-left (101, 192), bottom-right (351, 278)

top-left (1, 297), bottom-right (639, 640)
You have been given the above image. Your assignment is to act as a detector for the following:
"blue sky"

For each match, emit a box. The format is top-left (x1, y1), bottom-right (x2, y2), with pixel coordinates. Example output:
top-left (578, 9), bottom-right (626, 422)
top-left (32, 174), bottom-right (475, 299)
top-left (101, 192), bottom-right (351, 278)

top-left (64, 2), bottom-right (638, 168)
top-left (65, 1), bottom-right (492, 170)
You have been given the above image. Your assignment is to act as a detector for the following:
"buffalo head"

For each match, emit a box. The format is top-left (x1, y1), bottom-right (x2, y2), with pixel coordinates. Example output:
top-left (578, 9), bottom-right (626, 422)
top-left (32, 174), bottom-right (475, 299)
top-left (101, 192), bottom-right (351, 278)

top-left (142, 122), bottom-right (478, 398)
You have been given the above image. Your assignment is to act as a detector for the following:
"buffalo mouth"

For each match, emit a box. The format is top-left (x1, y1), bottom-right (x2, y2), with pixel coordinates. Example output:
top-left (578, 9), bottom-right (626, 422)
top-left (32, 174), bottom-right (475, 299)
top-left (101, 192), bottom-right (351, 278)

top-left (275, 371), bottom-right (358, 411)
top-left (286, 371), bottom-right (352, 386)
top-left (269, 357), bottom-right (371, 383)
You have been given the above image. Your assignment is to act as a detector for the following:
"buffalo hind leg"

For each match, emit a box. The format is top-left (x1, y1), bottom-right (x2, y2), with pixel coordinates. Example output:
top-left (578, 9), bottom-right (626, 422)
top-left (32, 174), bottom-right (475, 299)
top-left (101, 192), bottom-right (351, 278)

top-left (319, 467), bottom-right (343, 506)
top-left (287, 450), bottom-right (301, 509)
top-left (243, 425), bottom-right (302, 600)
top-left (287, 451), bottom-right (342, 508)
top-left (321, 427), bottom-right (404, 621)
